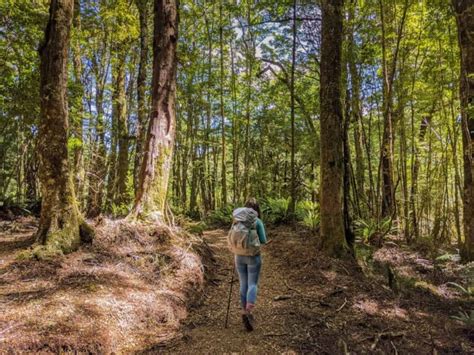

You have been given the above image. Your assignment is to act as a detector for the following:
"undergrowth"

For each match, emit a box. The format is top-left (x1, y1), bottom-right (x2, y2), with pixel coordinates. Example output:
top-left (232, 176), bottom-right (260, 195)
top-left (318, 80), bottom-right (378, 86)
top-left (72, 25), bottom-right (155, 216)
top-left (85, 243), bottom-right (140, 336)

top-left (203, 198), bottom-right (320, 230)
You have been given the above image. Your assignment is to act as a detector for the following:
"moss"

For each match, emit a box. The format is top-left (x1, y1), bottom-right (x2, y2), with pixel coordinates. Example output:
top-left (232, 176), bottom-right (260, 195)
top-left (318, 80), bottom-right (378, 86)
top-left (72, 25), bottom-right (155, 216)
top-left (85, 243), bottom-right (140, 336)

top-left (413, 280), bottom-right (441, 297)
top-left (45, 221), bottom-right (81, 254)
top-left (16, 244), bottom-right (64, 261)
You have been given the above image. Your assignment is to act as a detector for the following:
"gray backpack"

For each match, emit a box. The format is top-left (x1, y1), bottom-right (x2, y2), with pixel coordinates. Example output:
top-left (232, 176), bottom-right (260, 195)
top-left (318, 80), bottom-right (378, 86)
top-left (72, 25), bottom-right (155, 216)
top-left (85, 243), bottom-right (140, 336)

top-left (227, 207), bottom-right (261, 256)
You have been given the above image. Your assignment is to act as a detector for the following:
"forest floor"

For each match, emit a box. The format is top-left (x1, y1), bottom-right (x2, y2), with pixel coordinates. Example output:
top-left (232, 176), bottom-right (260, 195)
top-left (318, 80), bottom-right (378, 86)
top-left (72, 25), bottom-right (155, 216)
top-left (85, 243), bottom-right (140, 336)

top-left (0, 216), bottom-right (473, 353)
top-left (163, 226), bottom-right (473, 354)
top-left (0, 216), bottom-right (209, 353)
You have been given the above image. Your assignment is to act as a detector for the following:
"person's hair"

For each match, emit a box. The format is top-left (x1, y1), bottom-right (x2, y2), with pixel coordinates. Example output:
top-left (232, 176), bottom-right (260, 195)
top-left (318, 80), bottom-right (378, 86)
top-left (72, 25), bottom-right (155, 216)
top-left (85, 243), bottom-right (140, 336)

top-left (245, 198), bottom-right (261, 218)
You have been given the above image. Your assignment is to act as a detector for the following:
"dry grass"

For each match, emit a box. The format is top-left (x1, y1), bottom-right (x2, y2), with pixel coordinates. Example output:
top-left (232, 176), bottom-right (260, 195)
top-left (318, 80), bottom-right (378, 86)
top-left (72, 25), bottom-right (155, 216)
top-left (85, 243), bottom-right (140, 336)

top-left (0, 218), bottom-right (207, 353)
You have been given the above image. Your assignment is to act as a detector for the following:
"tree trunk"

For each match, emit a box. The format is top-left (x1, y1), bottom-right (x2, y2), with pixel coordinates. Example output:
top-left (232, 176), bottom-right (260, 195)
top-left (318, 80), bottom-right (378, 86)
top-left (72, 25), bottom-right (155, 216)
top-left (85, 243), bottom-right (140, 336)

top-left (348, 0), bottom-right (366, 215)
top-left (288, 0), bottom-right (297, 220)
top-left (130, 0), bottom-right (178, 220)
top-left (71, 0), bottom-right (84, 204)
top-left (37, 0), bottom-right (92, 252)
top-left (86, 56), bottom-right (108, 217)
top-left (379, 0), bottom-right (409, 218)
top-left (453, 0), bottom-right (474, 262)
top-left (134, 0), bottom-right (149, 194)
top-left (319, 0), bottom-right (349, 257)
top-left (114, 55), bottom-right (130, 206)
top-left (219, 0), bottom-right (227, 207)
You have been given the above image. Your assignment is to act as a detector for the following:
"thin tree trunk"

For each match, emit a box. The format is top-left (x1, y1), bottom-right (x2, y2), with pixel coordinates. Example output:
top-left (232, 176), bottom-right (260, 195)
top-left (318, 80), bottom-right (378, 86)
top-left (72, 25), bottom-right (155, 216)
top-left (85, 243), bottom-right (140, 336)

top-left (348, 0), bottom-right (366, 215)
top-left (130, 0), bottom-right (178, 219)
top-left (288, 0), bottom-right (297, 220)
top-left (71, 0), bottom-right (84, 204)
top-left (219, 0), bottom-right (227, 206)
top-left (379, 0), bottom-right (409, 218)
top-left (86, 58), bottom-right (108, 217)
top-left (115, 55), bottom-right (130, 206)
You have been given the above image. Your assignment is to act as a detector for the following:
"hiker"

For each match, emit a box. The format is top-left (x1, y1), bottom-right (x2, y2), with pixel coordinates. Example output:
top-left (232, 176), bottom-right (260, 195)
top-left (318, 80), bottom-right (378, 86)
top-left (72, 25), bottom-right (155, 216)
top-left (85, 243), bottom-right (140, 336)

top-left (228, 198), bottom-right (267, 331)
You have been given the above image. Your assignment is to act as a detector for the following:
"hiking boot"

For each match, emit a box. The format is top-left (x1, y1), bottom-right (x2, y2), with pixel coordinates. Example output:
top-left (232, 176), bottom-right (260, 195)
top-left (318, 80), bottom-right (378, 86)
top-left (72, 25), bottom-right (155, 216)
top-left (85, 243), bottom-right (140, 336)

top-left (242, 314), bottom-right (253, 332)
top-left (247, 314), bottom-right (255, 329)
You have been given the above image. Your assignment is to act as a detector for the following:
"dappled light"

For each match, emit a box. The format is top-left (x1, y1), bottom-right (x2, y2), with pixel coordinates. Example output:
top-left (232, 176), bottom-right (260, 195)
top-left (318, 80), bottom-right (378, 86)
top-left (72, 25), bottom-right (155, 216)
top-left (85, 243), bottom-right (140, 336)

top-left (1, 0), bottom-right (473, 353)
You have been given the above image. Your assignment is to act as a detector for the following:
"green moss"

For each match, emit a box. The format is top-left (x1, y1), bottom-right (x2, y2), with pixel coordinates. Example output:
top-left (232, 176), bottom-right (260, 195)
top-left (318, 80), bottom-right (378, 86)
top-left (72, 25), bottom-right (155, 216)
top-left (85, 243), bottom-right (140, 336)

top-left (414, 280), bottom-right (441, 296)
top-left (45, 222), bottom-right (81, 254)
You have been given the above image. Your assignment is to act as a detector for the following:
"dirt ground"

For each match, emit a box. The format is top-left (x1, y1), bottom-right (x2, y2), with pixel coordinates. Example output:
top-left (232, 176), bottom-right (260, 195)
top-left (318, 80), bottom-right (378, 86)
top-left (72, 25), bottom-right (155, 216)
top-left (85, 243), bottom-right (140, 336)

top-left (0, 217), bottom-right (206, 353)
top-left (163, 227), bottom-right (473, 354)
top-left (0, 218), bottom-right (472, 353)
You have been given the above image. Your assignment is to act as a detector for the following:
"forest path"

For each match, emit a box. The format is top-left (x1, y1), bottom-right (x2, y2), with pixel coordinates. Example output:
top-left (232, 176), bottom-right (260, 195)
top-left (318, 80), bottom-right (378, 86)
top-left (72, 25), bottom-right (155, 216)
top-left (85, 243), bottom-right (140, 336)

top-left (163, 228), bottom-right (311, 354)
top-left (162, 227), bottom-right (472, 354)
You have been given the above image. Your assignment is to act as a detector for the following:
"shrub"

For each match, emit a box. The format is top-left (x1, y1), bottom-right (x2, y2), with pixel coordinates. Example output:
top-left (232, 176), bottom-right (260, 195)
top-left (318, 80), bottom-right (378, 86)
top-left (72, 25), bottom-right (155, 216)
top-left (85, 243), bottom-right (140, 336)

top-left (261, 197), bottom-right (290, 224)
top-left (296, 200), bottom-right (320, 230)
top-left (206, 204), bottom-right (236, 226)
top-left (354, 216), bottom-right (396, 245)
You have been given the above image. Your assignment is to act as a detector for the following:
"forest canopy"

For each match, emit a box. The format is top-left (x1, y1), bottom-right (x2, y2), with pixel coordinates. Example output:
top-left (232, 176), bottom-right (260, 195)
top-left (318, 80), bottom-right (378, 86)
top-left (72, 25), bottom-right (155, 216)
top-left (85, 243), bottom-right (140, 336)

top-left (0, 0), bottom-right (473, 260)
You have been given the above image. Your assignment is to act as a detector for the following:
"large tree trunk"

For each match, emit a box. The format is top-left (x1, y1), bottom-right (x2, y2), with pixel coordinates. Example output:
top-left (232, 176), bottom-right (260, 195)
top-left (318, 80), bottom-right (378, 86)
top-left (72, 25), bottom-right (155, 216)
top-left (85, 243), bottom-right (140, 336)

top-left (130, 0), bottom-right (178, 219)
top-left (319, 0), bottom-right (349, 257)
top-left (134, 0), bottom-right (149, 194)
top-left (453, 0), bottom-right (474, 262)
top-left (37, 0), bottom-right (92, 252)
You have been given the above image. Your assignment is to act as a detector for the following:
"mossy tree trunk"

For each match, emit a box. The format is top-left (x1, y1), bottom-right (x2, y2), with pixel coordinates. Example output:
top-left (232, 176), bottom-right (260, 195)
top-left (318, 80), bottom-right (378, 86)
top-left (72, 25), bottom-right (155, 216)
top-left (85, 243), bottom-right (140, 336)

top-left (130, 0), bottom-right (178, 220)
top-left (37, 0), bottom-right (92, 253)
top-left (134, 0), bottom-right (150, 194)
top-left (319, 0), bottom-right (350, 258)
top-left (453, 0), bottom-right (474, 262)
top-left (71, 0), bottom-right (85, 205)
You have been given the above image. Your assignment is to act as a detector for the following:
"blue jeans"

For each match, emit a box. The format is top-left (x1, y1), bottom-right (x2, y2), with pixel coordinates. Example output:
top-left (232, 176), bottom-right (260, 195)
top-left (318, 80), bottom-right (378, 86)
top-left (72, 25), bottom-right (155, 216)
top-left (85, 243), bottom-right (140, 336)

top-left (235, 255), bottom-right (262, 308)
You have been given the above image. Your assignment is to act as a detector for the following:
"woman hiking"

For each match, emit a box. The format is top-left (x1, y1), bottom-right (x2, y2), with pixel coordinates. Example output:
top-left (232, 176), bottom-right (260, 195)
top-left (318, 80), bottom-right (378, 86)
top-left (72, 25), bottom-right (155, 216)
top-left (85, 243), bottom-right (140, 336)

top-left (227, 198), bottom-right (267, 331)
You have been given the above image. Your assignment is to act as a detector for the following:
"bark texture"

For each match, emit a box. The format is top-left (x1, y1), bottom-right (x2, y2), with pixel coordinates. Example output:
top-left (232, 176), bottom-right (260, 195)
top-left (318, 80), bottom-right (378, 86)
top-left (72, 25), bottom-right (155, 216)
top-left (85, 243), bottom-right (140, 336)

top-left (131, 0), bottom-right (178, 219)
top-left (37, 0), bottom-right (92, 252)
top-left (319, 0), bottom-right (349, 257)
top-left (134, 0), bottom-right (150, 193)
top-left (453, 0), bottom-right (474, 262)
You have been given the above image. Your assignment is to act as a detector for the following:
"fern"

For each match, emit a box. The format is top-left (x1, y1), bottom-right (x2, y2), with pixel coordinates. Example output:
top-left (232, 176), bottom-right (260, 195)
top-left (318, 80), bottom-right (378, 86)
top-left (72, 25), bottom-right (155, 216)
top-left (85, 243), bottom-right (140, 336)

top-left (354, 216), bottom-right (396, 244)
top-left (451, 310), bottom-right (474, 326)
top-left (261, 197), bottom-right (290, 224)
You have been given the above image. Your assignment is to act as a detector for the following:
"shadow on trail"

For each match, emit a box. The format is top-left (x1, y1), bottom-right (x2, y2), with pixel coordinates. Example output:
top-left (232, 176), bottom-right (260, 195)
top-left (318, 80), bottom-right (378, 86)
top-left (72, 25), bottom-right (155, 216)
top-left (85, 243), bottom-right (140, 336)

top-left (162, 226), bottom-right (472, 354)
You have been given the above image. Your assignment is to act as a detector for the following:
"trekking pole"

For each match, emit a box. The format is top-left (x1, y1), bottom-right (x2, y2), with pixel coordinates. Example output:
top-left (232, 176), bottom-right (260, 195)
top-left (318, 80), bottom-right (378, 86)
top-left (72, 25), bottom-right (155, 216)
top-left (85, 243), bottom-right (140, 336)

top-left (224, 259), bottom-right (236, 328)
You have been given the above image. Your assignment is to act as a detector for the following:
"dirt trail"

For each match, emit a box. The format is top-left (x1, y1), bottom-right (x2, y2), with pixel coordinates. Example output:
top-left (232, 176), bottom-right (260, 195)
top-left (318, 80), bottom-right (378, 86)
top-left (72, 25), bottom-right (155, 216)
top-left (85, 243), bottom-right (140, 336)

top-left (163, 228), bottom-right (472, 354)
top-left (163, 228), bottom-right (301, 354)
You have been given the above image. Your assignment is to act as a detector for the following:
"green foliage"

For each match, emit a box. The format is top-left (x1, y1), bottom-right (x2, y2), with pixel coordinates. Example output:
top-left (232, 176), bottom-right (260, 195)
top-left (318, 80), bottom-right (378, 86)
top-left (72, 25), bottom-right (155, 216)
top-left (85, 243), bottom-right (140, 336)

top-left (451, 310), bottom-right (474, 326)
top-left (446, 282), bottom-right (474, 297)
top-left (67, 137), bottom-right (83, 151)
top-left (354, 217), bottom-right (396, 244)
top-left (174, 214), bottom-right (207, 235)
top-left (261, 197), bottom-right (290, 224)
top-left (296, 200), bottom-right (320, 230)
top-left (206, 204), bottom-right (237, 226)
top-left (110, 203), bottom-right (130, 218)
top-left (436, 253), bottom-right (457, 262)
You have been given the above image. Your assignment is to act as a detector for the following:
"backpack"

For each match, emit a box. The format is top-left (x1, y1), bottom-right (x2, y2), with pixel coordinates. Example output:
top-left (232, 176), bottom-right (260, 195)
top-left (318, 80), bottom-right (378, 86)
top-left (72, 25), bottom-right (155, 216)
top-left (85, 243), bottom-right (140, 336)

top-left (227, 207), bottom-right (261, 256)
